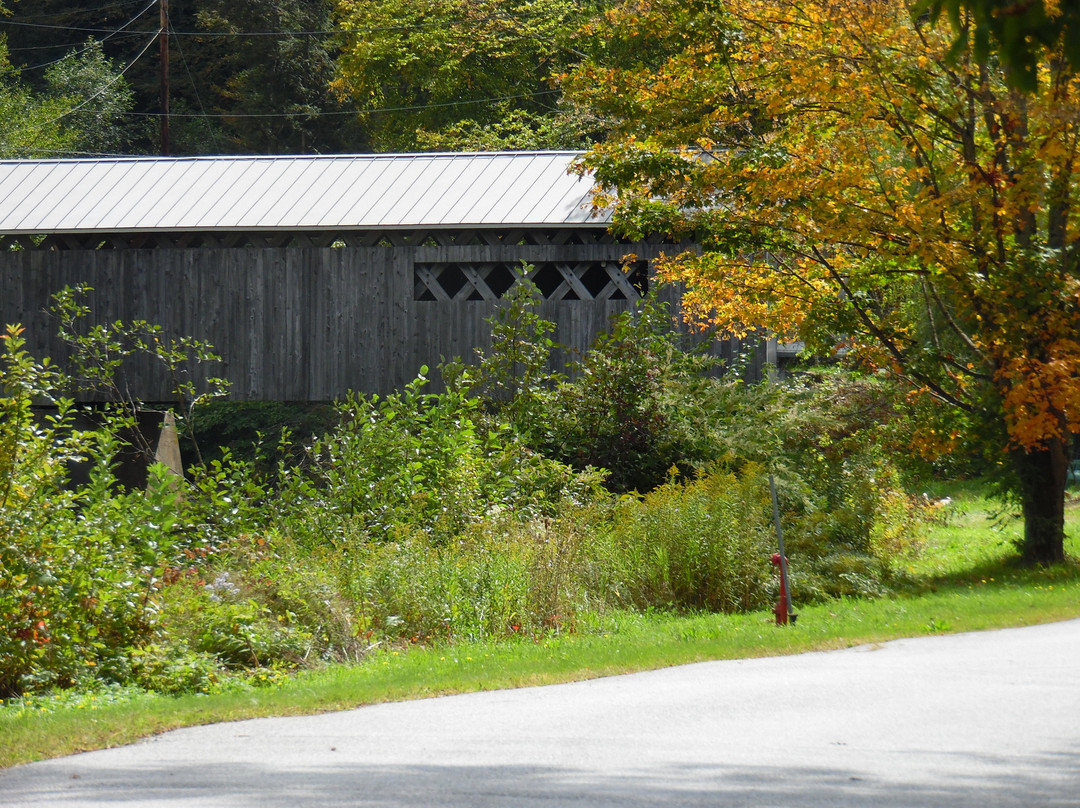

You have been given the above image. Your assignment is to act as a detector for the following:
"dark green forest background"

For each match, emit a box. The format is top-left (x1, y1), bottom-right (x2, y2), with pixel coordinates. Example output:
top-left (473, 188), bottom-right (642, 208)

top-left (0, 0), bottom-right (611, 156)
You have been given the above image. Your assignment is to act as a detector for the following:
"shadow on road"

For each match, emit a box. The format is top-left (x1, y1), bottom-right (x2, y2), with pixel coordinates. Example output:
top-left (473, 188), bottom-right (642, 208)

top-left (11, 748), bottom-right (1080, 808)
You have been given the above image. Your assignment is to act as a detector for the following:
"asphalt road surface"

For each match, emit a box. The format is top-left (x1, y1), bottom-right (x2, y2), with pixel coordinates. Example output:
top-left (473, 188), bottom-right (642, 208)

top-left (3, 619), bottom-right (1079, 807)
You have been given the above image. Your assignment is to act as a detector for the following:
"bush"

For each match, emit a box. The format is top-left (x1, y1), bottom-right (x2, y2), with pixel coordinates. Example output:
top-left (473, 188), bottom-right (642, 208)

top-left (274, 368), bottom-right (607, 548)
top-left (711, 369), bottom-right (929, 599)
top-left (338, 531), bottom-right (533, 644)
top-left (610, 465), bottom-right (775, 613)
top-left (465, 281), bottom-right (735, 494)
top-left (0, 326), bottom-right (189, 696)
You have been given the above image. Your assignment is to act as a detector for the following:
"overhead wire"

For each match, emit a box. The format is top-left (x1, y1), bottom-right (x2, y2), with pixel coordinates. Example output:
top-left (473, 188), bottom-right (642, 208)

top-left (0, 19), bottom-right (139, 34)
top-left (15, 29), bottom-right (160, 132)
top-left (165, 3), bottom-right (211, 123)
top-left (123, 88), bottom-right (563, 119)
top-left (0, 6), bottom-right (568, 39)
top-left (15, 0), bottom-right (160, 72)
top-left (16, 147), bottom-right (143, 158)
top-left (3, 33), bottom-right (137, 53)
top-left (1, 0), bottom-right (149, 23)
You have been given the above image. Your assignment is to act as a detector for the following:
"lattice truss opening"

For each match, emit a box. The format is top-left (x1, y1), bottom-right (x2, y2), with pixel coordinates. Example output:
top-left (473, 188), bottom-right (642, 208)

top-left (414, 260), bottom-right (649, 302)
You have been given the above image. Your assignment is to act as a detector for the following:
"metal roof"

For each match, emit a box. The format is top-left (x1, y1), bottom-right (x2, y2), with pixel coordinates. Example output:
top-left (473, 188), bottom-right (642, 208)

top-left (0, 152), bottom-right (611, 234)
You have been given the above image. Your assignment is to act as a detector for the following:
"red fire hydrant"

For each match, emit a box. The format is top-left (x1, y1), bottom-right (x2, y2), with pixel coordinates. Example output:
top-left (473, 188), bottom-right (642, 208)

top-left (771, 552), bottom-right (796, 626)
top-left (768, 474), bottom-right (797, 627)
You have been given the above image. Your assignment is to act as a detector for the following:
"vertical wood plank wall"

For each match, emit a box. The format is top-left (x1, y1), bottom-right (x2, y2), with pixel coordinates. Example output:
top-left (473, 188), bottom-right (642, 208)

top-left (1, 240), bottom-right (764, 402)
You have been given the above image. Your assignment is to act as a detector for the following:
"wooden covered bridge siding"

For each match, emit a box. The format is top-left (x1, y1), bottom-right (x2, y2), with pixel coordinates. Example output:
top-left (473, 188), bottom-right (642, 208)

top-left (0, 228), bottom-right (761, 402)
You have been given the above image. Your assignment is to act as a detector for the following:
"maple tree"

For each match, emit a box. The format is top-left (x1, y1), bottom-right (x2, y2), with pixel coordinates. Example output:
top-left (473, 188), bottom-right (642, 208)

top-left (566, 0), bottom-right (1080, 564)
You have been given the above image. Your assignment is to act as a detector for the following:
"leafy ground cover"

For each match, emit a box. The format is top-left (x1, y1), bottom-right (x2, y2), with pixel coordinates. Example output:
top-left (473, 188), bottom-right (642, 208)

top-left (2, 490), bottom-right (1076, 769)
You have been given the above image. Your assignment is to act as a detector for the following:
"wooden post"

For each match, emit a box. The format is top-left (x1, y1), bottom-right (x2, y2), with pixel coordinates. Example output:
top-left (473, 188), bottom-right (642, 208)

top-left (159, 0), bottom-right (170, 156)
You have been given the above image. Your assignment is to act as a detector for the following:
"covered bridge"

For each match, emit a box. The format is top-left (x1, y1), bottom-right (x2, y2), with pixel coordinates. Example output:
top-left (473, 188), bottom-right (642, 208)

top-left (0, 151), bottom-right (760, 402)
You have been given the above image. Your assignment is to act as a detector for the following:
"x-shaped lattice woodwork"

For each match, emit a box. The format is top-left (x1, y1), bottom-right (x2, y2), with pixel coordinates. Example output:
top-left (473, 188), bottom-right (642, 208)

top-left (414, 261), bottom-right (647, 302)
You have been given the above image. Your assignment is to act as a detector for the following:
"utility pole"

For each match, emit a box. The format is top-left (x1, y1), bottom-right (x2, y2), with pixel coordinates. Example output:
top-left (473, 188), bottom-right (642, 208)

top-left (159, 0), bottom-right (170, 155)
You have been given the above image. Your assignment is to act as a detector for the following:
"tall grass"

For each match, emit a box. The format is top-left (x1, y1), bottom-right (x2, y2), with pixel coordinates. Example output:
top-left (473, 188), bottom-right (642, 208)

top-left (609, 467), bottom-right (774, 613)
top-left (3, 502), bottom-right (1078, 768)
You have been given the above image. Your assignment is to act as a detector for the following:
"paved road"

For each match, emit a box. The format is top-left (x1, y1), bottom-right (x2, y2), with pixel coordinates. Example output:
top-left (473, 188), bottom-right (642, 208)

top-left (3, 620), bottom-right (1079, 807)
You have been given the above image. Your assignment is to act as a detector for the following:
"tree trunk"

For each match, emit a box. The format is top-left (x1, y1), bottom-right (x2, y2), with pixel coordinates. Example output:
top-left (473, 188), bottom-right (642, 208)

top-left (1013, 439), bottom-right (1069, 565)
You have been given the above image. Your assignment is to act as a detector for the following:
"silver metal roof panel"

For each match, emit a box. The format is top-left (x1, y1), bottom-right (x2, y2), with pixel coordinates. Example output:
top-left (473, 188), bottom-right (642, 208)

top-left (300, 159), bottom-right (383, 229)
top-left (380, 156), bottom-right (446, 226)
top-left (273, 157), bottom-right (341, 228)
top-left (471, 152), bottom-right (535, 224)
top-left (502, 154), bottom-right (573, 223)
top-left (11, 162), bottom-right (68, 231)
top-left (400, 155), bottom-right (473, 225)
top-left (0, 152), bottom-right (611, 234)
top-left (97, 160), bottom-right (172, 229)
top-left (455, 155), bottom-right (517, 226)
top-left (336, 158), bottom-right (398, 226)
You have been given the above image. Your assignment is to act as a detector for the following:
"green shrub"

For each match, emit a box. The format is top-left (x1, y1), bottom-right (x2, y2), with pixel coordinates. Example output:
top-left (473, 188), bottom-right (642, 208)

top-left (154, 528), bottom-right (367, 669)
top-left (674, 366), bottom-right (931, 599)
top-left (610, 466), bottom-right (775, 613)
top-left (546, 294), bottom-right (728, 493)
top-left (463, 280), bottom-right (734, 495)
top-left (332, 531), bottom-right (527, 644)
top-left (464, 270), bottom-right (559, 444)
top-left (328, 505), bottom-right (624, 644)
top-left (275, 369), bottom-right (607, 548)
top-left (128, 642), bottom-right (221, 695)
top-left (0, 327), bottom-right (192, 695)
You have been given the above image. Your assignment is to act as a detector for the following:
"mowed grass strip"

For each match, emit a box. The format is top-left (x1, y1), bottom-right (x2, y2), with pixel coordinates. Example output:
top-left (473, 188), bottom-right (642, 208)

top-left (3, 492), bottom-right (1079, 770)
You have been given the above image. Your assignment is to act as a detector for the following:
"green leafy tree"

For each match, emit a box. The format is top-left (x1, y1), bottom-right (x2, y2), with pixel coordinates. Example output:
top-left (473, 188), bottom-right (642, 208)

top-left (196, 0), bottom-right (364, 153)
top-left (44, 39), bottom-right (139, 154)
top-left (0, 20), bottom-right (75, 156)
top-left (1, 0), bottom-right (365, 154)
top-left (333, 0), bottom-right (600, 151)
top-left (2, 1), bottom-right (163, 152)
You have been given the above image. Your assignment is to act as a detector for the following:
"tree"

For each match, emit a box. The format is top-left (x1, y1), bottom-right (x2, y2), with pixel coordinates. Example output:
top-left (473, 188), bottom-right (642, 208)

top-left (916, 0), bottom-right (1080, 91)
top-left (0, 37), bottom-right (76, 157)
top-left (1, 1), bottom-right (162, 153)
top-left (567, 0), bottom-right (1080, 563)
top-left (196, 0), bottom-right (364, 153)
top-left (44, 39), bottom-right (140, 154)
top-left (0, 0), bottom-right (366, 155)
top-left (333, 0), bottom-right (600, 151)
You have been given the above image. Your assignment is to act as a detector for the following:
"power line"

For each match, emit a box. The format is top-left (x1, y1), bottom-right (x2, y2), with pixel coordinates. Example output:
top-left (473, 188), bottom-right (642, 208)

top-left (16, 147), bottom-right (144, 158)
top-left (0, 19), bottom-right (139, 34)
top-left (2, 0), bottom-right (149, 23)
top-left (7, 31), bottom-right (148, 55)
top-left (176, 10), bottom-right (566, 37)
top-left (122, 88), bottom-right (563, 120)
top-left (169, 11), bottom-right (210, 123)
top-left (16, 31), bottom-right (160, 133)
top-left (16, 0), bottom-right (160, 72)
top-left (0, 7), bottom-right (568, 38)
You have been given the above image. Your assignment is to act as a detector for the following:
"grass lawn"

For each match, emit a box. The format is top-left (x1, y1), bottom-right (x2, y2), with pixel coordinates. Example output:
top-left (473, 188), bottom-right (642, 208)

top-left (2, 487), bottom-right (1078, 770)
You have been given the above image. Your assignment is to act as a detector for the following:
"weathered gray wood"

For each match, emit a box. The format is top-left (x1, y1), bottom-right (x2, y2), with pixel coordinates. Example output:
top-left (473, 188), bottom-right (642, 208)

top-left (1, 236), bottom-right (763, 402)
